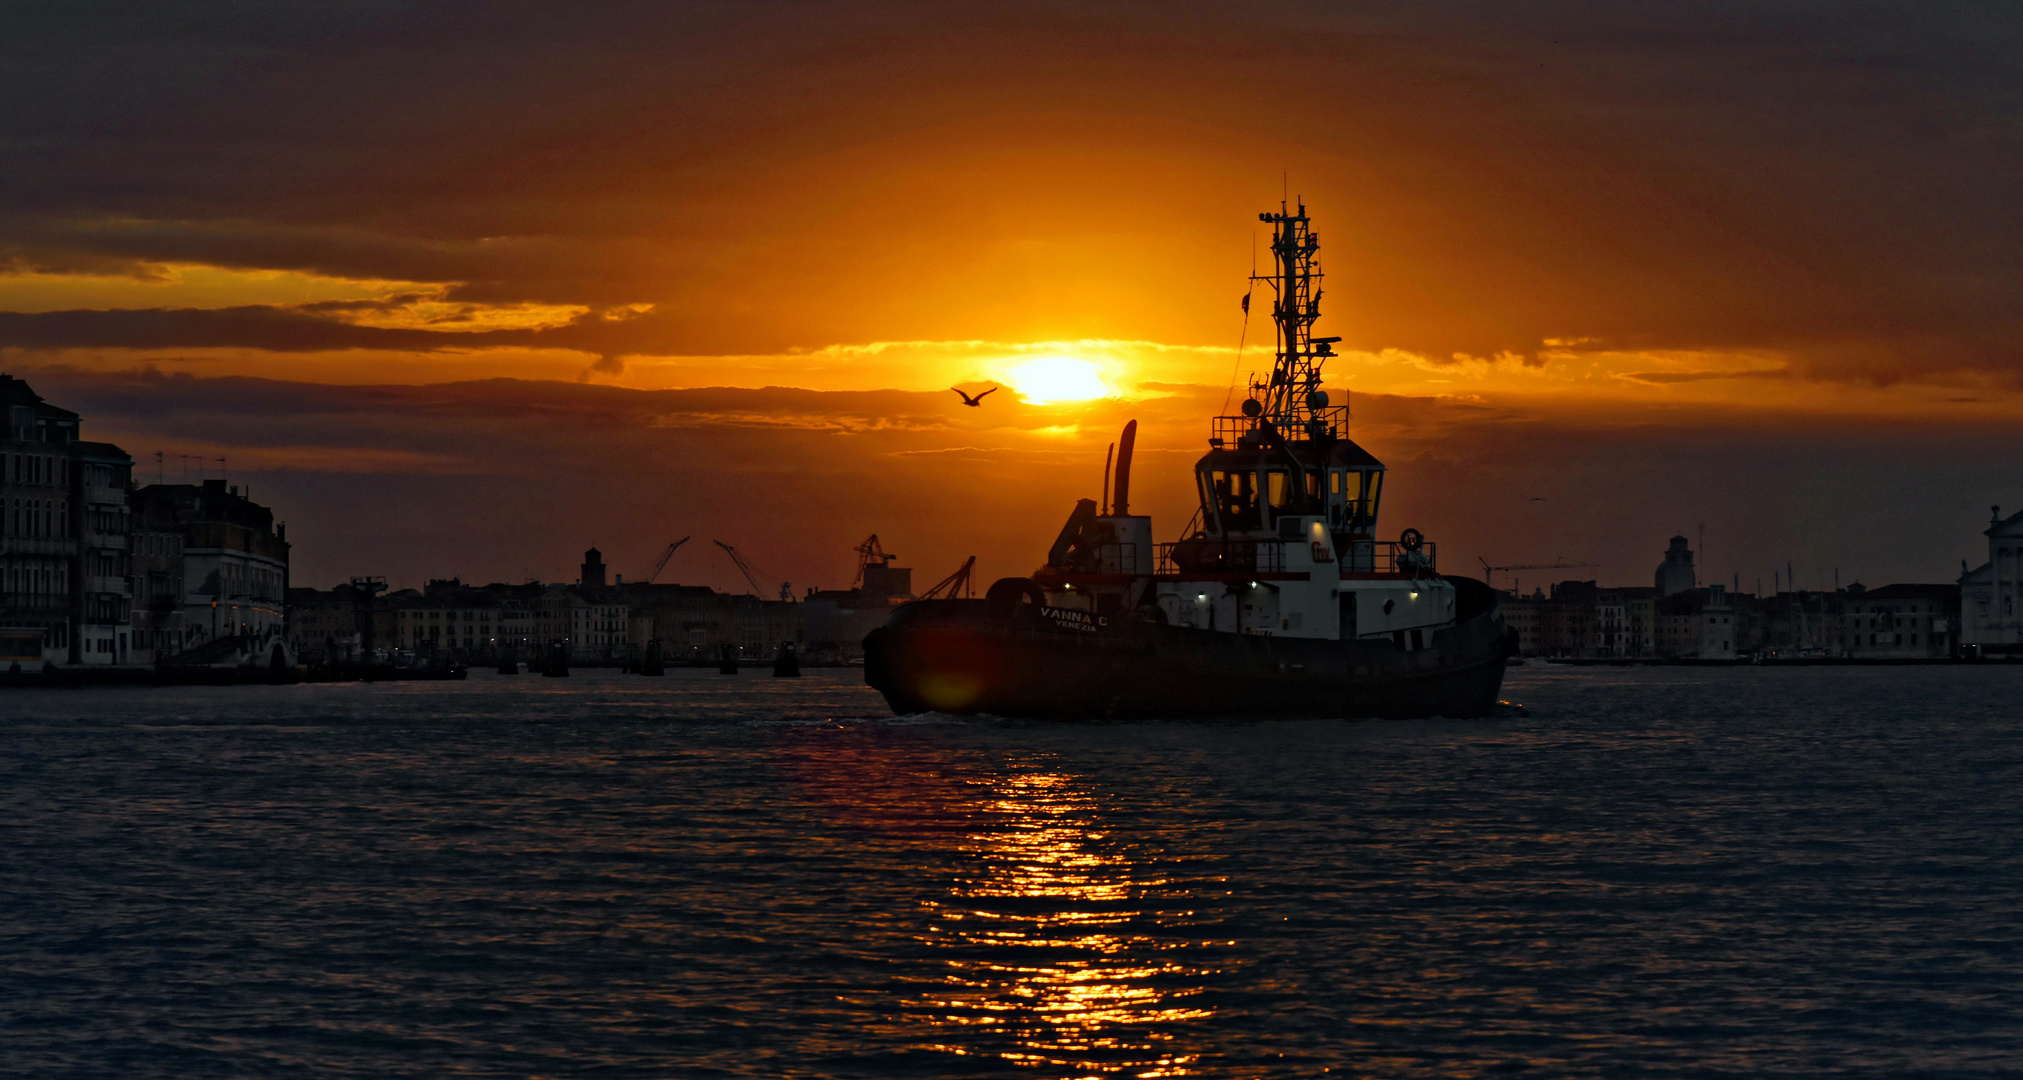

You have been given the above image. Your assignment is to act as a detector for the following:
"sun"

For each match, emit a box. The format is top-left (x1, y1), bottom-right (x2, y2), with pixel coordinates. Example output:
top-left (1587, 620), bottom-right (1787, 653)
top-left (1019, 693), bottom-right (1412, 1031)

top-left (1002, 356), bottom-right (1114, 405)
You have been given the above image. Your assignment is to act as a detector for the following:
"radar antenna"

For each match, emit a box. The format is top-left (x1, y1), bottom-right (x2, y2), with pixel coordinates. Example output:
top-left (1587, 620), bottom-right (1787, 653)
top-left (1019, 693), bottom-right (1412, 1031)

top-left (1246, 199), bottom-right (1344, 442)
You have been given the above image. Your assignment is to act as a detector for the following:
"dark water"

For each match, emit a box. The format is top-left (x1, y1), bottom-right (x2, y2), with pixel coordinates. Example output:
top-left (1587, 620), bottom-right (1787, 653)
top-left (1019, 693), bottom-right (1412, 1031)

top-left (4, 666), bottom-right (2022, 1078)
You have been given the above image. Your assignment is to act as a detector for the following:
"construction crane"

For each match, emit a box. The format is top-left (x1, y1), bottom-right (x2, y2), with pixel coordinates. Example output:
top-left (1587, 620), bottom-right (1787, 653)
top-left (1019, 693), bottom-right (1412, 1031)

top-left (852, 534), bottom-right (895, 586)
top-left (636, 537), bottom-right (690, 584)
top-left (714, 540), bottom-right (791, 600)
top-left (1478, 557), bottom-right (1600, 592)
top-left (919, 556), bottom-right (976, 600)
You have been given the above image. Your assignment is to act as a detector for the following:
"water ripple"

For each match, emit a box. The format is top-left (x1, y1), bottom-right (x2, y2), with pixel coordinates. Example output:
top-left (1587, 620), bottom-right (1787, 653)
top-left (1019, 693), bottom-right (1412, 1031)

top-left (3, 666), bottom-right (2022, 1077)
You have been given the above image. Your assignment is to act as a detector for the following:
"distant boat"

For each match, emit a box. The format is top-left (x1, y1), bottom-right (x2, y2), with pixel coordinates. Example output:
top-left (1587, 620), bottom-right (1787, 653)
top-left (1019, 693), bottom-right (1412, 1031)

top-left (865, 200), bottom-right (1514, 719)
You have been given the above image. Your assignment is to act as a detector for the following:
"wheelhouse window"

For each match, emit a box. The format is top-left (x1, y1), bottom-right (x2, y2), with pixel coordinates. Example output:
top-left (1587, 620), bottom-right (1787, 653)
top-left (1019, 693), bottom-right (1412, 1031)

top-left (1202, 469), bottom-right (1263, 532)
top-left (1331, 468), bottom-right (1382, 533)
top-left (1266, 469), bottom-right (1294, 520)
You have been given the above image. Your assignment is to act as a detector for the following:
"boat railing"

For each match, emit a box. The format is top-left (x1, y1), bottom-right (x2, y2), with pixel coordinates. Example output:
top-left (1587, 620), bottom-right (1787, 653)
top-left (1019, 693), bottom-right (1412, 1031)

top-left (1340, 539), bottom-right (1437, 575)
top-left (1207, 405), bottom-right (1352, 449)
top-left (1157, 538), bottom-right (1289, 575)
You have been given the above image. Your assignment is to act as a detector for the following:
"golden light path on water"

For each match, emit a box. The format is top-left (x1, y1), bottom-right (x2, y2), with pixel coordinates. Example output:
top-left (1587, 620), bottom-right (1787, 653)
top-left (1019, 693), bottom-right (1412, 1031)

top-left (911, 771), bottom-right (1218, 1077)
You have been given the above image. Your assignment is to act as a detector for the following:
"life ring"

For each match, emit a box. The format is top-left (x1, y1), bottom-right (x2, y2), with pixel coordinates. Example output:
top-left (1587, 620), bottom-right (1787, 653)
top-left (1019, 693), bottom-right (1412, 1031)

top-left (1399, 527), bottom-right (1424, 552)
top-left (983, 577), bottom-right (1047, 623)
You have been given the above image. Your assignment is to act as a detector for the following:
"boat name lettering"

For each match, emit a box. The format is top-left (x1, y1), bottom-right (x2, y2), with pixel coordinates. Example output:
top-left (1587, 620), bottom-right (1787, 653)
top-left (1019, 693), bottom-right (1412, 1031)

top-left (1040, 606), bottom-right (1105, 632)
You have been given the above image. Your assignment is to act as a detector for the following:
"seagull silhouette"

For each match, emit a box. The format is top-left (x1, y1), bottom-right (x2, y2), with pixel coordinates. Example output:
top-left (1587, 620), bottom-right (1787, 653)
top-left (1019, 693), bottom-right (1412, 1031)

top-left (952, 386), bottom-right (998, 407)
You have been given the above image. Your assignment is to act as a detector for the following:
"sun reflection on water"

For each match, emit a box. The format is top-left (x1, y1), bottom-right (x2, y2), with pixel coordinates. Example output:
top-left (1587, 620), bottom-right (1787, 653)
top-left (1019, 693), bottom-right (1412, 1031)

top-left (911, 770), bottom-right (1218, 1076)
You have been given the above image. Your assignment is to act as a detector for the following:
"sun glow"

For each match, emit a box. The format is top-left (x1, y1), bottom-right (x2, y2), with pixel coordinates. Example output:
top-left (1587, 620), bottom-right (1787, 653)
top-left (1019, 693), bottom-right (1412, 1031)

top-left (1002, 356), bottom-right (1114, 405)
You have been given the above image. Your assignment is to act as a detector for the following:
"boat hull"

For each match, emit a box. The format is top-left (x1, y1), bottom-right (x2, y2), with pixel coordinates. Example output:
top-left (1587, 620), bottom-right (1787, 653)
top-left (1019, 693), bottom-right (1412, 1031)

top-left (864, 576), bottom-right (1513, 719)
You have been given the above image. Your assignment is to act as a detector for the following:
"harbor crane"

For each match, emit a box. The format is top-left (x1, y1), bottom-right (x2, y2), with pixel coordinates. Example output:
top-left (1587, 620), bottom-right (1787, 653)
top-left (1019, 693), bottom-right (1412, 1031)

top-left (853, 534), bottom-right (896, 586)
top-left (636, 537), bottom-right (690, 584)
top-left (1477, 557), bottom-right (1600, 592)
top-left (919, 556), bottom-right (976, 600)
top-left (714, 540), bottom-right (792, 601)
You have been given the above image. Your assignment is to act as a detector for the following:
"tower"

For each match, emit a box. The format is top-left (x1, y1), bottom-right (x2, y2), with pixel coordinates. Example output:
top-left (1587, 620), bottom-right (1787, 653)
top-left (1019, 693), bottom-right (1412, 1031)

top-left (581, 547), bottom-right (606, 588)
top-left (1655, 536), bottom-right (1695, 597)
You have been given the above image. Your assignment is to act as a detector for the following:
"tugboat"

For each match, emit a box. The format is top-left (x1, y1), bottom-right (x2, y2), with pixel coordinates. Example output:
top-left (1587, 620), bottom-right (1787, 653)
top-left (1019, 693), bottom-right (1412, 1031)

top-left (863, 200), bottom-right (1514, 719)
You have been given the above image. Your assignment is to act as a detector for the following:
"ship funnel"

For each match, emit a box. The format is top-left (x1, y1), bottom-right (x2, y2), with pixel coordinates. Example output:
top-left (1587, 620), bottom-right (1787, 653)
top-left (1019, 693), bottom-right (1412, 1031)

top-left (1112, 420), bottom-right (1137, 516)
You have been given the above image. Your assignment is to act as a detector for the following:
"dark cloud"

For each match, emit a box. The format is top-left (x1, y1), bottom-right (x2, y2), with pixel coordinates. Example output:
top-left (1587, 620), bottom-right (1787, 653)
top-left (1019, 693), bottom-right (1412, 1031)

top-left (0, 2), bottom-right (2015, 377)
top-left (0, 301), bottom-right (719, 358)
top-left (0, 305), bottom-right (493, 352)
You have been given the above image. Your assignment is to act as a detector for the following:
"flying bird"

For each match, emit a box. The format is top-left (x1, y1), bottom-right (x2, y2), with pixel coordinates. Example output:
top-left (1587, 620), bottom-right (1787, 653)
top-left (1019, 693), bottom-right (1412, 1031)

top-left (952, 386), bottom-right (998, 407)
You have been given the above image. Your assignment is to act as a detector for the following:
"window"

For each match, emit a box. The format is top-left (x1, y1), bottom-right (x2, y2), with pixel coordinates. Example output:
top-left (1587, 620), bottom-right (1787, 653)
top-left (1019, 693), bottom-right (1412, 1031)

top-left (1206, 469), bottom-right (1263, 532)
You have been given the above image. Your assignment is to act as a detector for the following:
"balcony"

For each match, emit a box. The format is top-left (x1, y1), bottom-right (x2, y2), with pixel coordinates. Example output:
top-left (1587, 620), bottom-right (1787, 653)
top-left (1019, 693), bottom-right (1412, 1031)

top-left (0, 537), bottom-right (72, 557)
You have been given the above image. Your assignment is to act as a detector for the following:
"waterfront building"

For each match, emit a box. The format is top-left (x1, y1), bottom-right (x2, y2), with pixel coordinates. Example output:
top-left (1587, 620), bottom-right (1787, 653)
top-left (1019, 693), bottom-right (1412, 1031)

top-left (495, 594), bottom-right (535, 658)
top-left (129, 524), bottom-right (185, 664)
top-left (130, 479), bottom-right (290, 659)
top-left (534, 586), bottom-right (573, 650)
top-left (1960, 506), bottom-right (2023, 655)
top-left (1539, 580), bottom-right (1599, 657)
top-left (0, 374), bottom-right (150, 667)
top-left (569, 593), bottom-right (629, 661)
top-left (73, 440), bottom-right (135, 664)
top-left (1697, 583), bottom-right (1737, 659)
top-left (287, 584), bottom-right (366, 664)
top-left (1845, 583), bottom-right (1958, 658)
top-left (1758, 590), bottom-right (1844, 658)
top-left (1595, 586), bottom-right (1658, 657)
top-left (1655, 590), bottom-right (1700, 657)
top-left (383, 580), bottom-right (540, 662)
top-left (620, 582), bottom-right (734, 658)
top-left (2, 376), bottom-right (81, 665)
top-left (1499, 588), bottom-right (1544, 657)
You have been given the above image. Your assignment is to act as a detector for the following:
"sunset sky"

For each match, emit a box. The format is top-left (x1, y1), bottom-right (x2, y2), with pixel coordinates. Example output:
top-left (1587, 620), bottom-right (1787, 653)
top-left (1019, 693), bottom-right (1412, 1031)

top-left (5, 2), bottom-right (2019, 594)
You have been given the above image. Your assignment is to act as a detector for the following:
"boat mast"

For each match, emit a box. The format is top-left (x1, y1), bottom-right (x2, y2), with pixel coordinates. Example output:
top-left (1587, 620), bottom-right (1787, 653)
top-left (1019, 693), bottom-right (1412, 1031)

top-left (1250, 200), bottom-right (1339, 441)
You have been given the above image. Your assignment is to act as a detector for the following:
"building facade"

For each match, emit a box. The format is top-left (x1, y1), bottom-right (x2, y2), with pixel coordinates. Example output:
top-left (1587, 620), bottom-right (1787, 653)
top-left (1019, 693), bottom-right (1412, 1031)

top-left (1758, 590), bottom-right (1842, 658)
top-left (1500, 589), bottom-right (1543, 657)
top-left (129, 523), bottom-right (185, 664)
top-left (1961, 506), bottom-right (2023, 655)
top-left (72, 441), bottom-right (134, 664)
top-left (1845, 583), bottom-right (1958, 658)
top-left (570, 594), bottom-right (630, 660)
top-left (1594, 586), bottom-right (1657, 657)
top-left (0, 375), bottom-right (151, 668)
top-left (288, 584), bottom-right (365, 664)
top-left (130, 480), bottom-right (290, 658)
